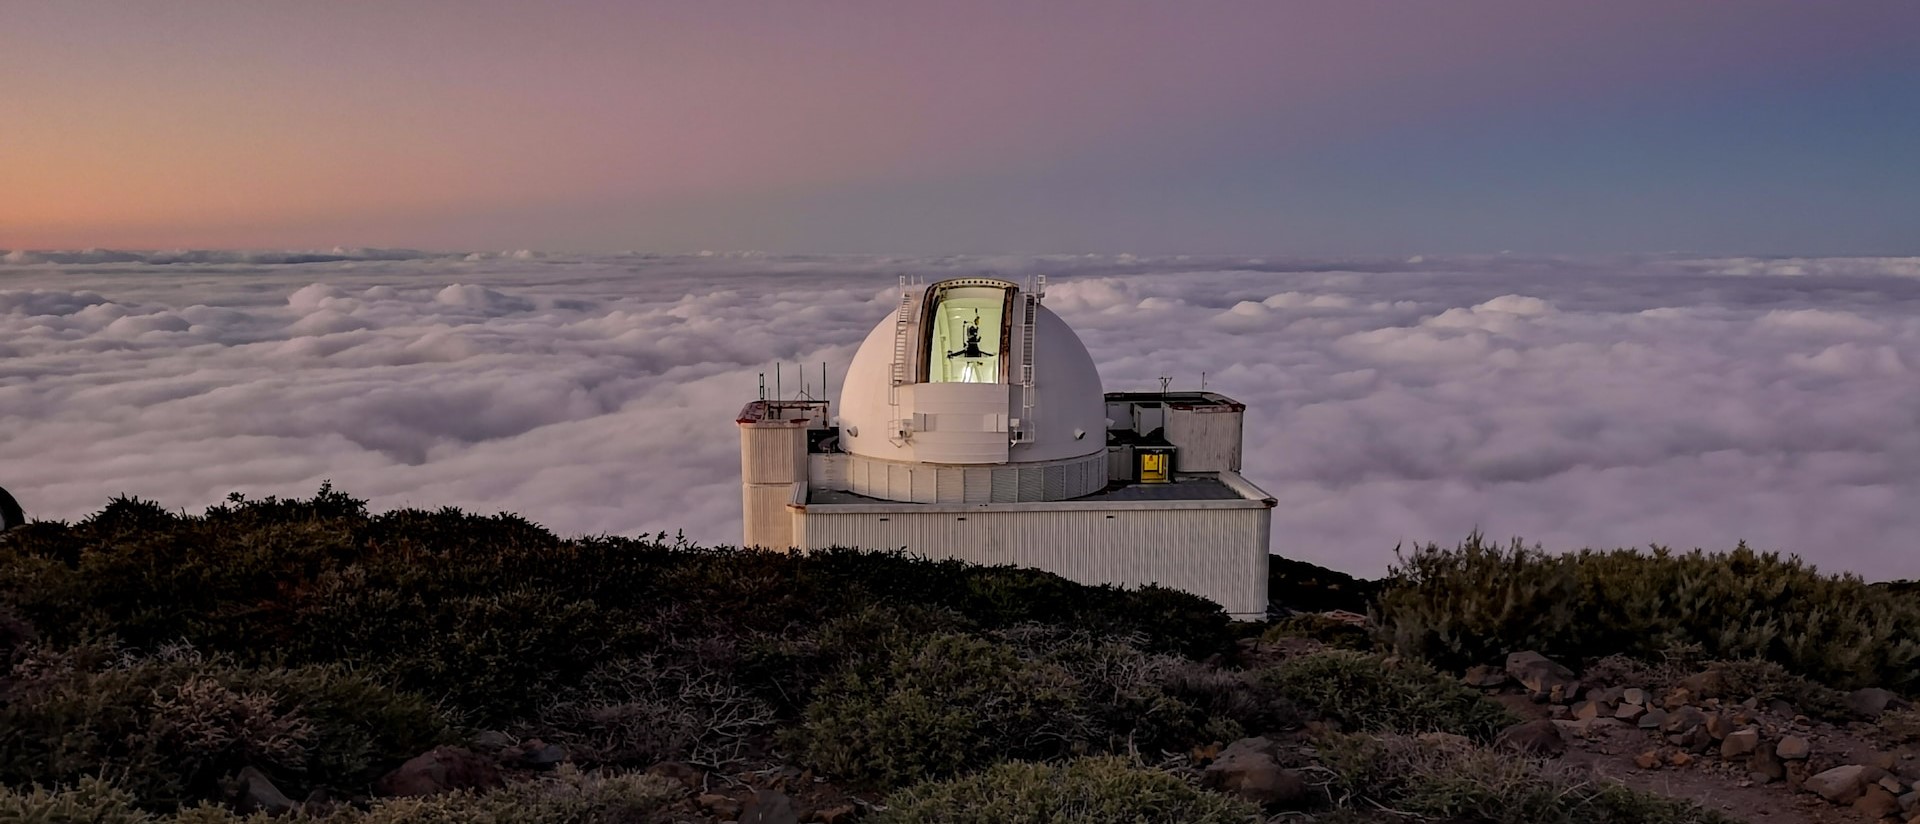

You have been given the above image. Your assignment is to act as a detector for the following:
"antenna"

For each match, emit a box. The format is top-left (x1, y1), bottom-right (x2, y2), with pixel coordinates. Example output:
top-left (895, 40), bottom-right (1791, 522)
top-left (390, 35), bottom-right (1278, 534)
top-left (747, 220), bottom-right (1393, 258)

top-left (1201, 371), bottom-right (1208, 391)
top-left (1159, 376), bottom-right (1172, 395)
top-left (822, 362), bottom-right (829, 403)
top-left (775, 363), bottom-right (782, 401)
top-left (758, 373), bottom-right (767, 401)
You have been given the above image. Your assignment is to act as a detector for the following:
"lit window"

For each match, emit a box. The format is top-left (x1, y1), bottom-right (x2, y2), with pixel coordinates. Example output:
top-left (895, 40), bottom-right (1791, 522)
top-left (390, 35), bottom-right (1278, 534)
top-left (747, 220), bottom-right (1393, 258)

top-left (926, 286), bottom-right (1008, 383)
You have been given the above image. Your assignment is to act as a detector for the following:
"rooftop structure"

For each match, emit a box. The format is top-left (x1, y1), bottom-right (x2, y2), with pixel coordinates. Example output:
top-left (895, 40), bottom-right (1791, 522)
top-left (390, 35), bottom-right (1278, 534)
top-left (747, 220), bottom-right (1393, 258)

top-left (739, 276), bottom-right (1272, 618)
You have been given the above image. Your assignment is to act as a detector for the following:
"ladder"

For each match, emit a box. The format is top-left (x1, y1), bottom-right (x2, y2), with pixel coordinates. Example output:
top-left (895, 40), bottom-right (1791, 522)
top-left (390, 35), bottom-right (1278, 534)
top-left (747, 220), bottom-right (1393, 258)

top-left (1013, 287), bottom-right (1040, 443)
top-left (888, 277), bottom-right (913, 406)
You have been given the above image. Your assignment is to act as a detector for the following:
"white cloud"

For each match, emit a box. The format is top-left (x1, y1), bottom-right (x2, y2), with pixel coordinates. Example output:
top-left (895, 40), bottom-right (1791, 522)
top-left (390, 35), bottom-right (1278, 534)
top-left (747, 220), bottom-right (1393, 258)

top-left (3, 251), bottom-right (1919, 581)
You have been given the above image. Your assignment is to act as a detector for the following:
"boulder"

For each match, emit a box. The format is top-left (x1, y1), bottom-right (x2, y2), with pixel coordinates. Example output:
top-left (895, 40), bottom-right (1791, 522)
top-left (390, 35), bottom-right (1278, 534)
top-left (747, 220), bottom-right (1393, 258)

top-left (235, 767), bottom-right (296, 815)
top-left (741, 789), bottom-right (800, 824)
top-left (1505, 651), bottom-right (1579, 703)
top-left (1721, 728), bottom-right (1760, 759)
top-left (1203, 737), bottom-right (1310, 808)
top-left (1751, 746), bottom-right (1788, 782)
top-left (1849, 688), bottom-right (1911, 720)
top-left (1661, 707), bottom-right (1707, 735)
top-left (699, 793), bottom-right (744, 819)
top-left (502, 739), bottom-right (567, 770)
top-left (1777, 736), bottom-right (1812, 760)
top-left (1900, 790), bottom-right (1918, 812)
top-left (1463, 665), bottom-right (1509, 688)
top-left (1614, 703), bottom-right (1647, 723)
top-left (375, 747), bottom-right (503, 797)
top-left (1495, 719), bottom-right (1567, 757)
top-left (1639, 708), bottom-right (1669, 730)
top-left (1572, 700), bottom-right (1607, 721)
top-left (1622, 688), bottom-right (1648, 706)
top-left (1704, 712), bottom-right (1736, 741)
top-left (1806, 764), bottom-right (1870, 805)
top-left (1856, 786), bottom-right (1902, 819)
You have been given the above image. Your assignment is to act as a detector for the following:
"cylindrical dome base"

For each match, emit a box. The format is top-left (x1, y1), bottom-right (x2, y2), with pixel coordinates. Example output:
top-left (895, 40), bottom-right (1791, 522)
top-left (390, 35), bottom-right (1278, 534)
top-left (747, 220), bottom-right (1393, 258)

top-left (840, 450), bottom-right (1107, 503)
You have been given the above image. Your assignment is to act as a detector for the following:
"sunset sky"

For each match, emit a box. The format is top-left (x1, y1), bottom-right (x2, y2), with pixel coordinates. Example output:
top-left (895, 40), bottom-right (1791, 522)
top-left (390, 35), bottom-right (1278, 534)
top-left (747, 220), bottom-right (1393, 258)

top-left (5, 1), bottom-right (1917, 254)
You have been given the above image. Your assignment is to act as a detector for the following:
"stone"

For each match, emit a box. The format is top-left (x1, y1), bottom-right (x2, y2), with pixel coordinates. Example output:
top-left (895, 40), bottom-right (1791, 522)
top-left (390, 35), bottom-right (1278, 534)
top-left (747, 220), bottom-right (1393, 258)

top-left (1806, 764), bottom-right (1870, 805)
top-left (1622, 688), bottom-right (1648, 706)
top-left (1681, 669), bottom-right (1729, 700)
top-left (1615, 703), bottom-right (1647, 722)
top-left (1882, 776), bottom-right (1908, 794)
top-left (1496, 719), bottom-right (1567, 757)
top-left (1850, 688), bottom-right (1912, 720)
top-left (1639, 708), bottom-right (1669, 729)
top-left (1705, 712), bottom-right (1736, 741)
top-left (1722, 728), bottom-right (1761, 759)
top-left (742, 789), bottom-right (801, 824)
top-left (1463, 665), bottom-right (1509, 688)
top-left (1768, 698), bottom-right (1797, 717)
top-left (1669, 752), bottom-right (1696, 767)
top-left (1855, 785), bottom-right (1901, 818)
top-left (375, 747), bottom-right (503, 797)
top-left (1203, 737), bottom-right (1310, 808)
top-left (1635, 750), bottom-right (1664, 770)
top-left (1901, 790), bottom-right (1919, 812)
top-left (1662, 706), bottom-right (1707, 735)
top-left (235, 767), bottom-right (297, 814)
top-left (1664, 687), bottom-right (1695, 710)
top-left (1572, 700), bottom-right (1607, 721)
top-left (1505, 651), bottom-right (1579, 702)
top-left (502, 739), bottom-right (567, 770)
top-left (1778, 735), bottom-right (1812, 760)
top-left (646, 761), bottom-right (705, 790)
top-left (700, 793), bottom-right (743, 819)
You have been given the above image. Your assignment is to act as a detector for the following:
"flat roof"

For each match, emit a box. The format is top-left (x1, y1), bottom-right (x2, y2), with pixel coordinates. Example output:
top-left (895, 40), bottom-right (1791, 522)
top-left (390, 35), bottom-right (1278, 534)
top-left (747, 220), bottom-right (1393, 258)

top-left (807, 474), bottom-right (1254, 508)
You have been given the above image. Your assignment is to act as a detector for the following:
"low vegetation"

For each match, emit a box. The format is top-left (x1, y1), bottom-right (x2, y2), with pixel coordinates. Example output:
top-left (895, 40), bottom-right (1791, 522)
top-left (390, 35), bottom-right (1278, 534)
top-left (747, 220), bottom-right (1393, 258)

top-left (1, 488), bottom-right (1907, 822)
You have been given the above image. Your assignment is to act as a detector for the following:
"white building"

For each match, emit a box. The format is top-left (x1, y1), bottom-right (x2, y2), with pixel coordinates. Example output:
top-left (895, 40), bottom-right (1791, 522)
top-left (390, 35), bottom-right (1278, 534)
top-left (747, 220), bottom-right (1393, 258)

top-left (738, 276), bottom-right (1272, 618)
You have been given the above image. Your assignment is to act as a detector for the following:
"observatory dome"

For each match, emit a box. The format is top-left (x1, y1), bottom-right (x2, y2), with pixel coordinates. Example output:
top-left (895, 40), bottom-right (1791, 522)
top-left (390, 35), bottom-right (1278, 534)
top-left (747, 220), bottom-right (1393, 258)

top-left (835, 277), bottom-right (1107, 502)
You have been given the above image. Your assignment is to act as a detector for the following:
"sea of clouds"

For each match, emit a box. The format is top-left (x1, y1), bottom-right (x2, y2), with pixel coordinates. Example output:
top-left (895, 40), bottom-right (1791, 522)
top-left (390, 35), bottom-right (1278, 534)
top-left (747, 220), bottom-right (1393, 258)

top-left (3, 249), bottom-right (1918, 580)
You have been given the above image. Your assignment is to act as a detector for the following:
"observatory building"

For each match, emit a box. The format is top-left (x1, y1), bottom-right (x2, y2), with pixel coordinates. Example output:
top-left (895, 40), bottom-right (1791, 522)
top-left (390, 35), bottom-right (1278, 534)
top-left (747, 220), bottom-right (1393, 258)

top-left (738, 277), bottom-right (1272, 618)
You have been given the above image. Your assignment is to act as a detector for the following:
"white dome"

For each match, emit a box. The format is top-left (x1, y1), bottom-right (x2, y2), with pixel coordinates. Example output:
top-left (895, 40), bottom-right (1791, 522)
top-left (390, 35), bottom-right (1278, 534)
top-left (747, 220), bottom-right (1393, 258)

top-left (838, 279), bottom-right (1106, 471)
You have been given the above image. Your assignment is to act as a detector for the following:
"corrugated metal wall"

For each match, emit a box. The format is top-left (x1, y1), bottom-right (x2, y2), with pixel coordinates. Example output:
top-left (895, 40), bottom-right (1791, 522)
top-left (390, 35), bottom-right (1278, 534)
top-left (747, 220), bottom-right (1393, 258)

top-left (799, 506), bottom-right (1269, 617)
top-left (1165, 407), bottom-right (1242, 472)
top-left (741, 425), bottom-right (807, 548)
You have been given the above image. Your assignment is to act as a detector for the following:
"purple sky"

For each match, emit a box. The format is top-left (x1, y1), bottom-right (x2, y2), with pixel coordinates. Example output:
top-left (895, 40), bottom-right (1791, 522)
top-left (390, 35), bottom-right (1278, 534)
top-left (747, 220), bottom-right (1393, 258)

top-left (5, 1), bottom-right (1917, 254)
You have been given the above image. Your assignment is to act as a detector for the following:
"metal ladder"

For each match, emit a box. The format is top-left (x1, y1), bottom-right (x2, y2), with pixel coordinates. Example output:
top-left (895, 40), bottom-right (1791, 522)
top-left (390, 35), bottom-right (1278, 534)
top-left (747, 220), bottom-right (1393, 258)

top-left (1013, 278), bottom-right (1042, 443)
top-left (888, 278), bottom-right (913, 406)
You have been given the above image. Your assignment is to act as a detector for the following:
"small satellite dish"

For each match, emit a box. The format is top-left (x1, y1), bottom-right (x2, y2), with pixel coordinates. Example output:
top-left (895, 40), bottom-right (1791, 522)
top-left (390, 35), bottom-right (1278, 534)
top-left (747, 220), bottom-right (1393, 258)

top-left (0, 485), bottom-right (21, 530)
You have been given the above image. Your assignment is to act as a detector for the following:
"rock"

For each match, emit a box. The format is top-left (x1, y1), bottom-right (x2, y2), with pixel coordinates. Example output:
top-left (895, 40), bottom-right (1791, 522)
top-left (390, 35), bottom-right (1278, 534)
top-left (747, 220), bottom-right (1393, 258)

top-left (1722, 728), bottom-right (1761, 759)
top-left (1857, 786), bottom-right (1902, 819)
top-left (1662, 707), bottom-right (1707, 735)
top-left (1635, 750), bottom-right (1663, 770)
top-left (235, 767), bottom-right (296, 814)
top-left (1622, 688), bottom-right (1648, 706)
top-left (1768, 698), bottom-right (1796, 717)
top-left (1463, 665), bottom-right (1509, 688)
top-left (502, 739), bottom-right (567, 770)
top-left (1850, 688), bottom-right (1911, 720)
top-left (1496, 719), bottom-right (1566, 757)
top-left (1615, 703), bottom-right (1647, 722)
top-left (1669, 752), bottom-right (1695, 767)
top-left (700, 793), bottom-right (744, 819)
top-left (1806, 764), bottom-right (1870, 804)
top-left (375, 747), bottom-right (503, 797)
top-left (1901, 790), bottom-right (1918, 812)
top-left (1663, 687), bottom-right (1695, 710)
top-left (1202, 737), bottom-right (1309, 808)
top-left (1572, 700), bottom-right (1607, 721)
top-left (815, 804), bottom-right (857, 824)
top-left (1681, 670), bottom-right (1728, 700)
top-left (1705, 712), bottom-right (1735, 741)
top-left (1505, 651), bottom-right (1579, 703)
top-left (742, 789), bottom-right (801, 824)
top-left (1778, 735), bottom-right (1812, 760)
top-left (1882, 776), bottom-right (1907, 794)
top-left (1639, 708), bottom-right (1669, 729)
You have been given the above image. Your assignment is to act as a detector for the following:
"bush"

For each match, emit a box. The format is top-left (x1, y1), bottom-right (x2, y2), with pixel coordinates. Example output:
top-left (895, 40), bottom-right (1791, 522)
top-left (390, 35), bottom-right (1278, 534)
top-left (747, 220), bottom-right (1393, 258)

top-left (0, 644), bottom-right (447, 809)
top-left (1317, 734), bottom-right (1735, 824)
top-left (0, 767), bottom-right (682, 824)
top-left (873, 757), bottom-right (1255, 824)
top-left (1262, 651), bottom-right (1515, 739)
top-left (1378, 535), bottom-right (1920, 690)
top-left (1262, 613), bottom-right (1374, 651)
top-left (529, 654), bottom-right (775, 768)
top-left (791, 633), bottom-right (1088, 787)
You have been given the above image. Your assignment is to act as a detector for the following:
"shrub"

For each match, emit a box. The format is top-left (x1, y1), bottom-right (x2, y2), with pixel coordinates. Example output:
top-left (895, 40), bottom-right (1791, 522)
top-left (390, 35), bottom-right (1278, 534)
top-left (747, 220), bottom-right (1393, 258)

top-left (1262, 613), bottom-right (1374, 651)
top-left (1317, 734), bottom-right (1735, 824)
top-left (873, 756), bottom-right (1255, 824)
top-left (1262, 651), bottom-right (1515, 739)
top-left (791, 633), bottom-right (1088, 788)
top-left (529, 654), bottom-right (775, 768)
top-left (0, 767), bottom-right (681, 824)
top-left (0, 645), bottom-right (447, 809)
top-left (1378, 535), bottom-right (1920, 690)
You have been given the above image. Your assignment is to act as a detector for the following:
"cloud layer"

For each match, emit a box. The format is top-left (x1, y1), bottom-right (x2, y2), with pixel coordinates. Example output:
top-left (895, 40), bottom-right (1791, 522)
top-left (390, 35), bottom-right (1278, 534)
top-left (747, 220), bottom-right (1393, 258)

top-left (3, 252), bottom-right (1917, 580)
